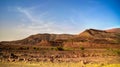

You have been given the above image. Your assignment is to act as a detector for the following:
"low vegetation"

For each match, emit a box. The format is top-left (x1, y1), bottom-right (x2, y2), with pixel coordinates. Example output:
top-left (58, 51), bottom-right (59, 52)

top-left (0, 62), bottom-right (120, 67)
top-left (80, 46), bottom-right (85, 50)
top-left (113, 49), bottom-right (120, 56)
top-left (107, 48), bottom-right (120, 56)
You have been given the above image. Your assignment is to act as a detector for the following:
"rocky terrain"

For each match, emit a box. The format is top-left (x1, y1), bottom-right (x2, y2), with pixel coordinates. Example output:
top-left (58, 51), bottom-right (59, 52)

top-left (0, 28), bottom-right (120, 64)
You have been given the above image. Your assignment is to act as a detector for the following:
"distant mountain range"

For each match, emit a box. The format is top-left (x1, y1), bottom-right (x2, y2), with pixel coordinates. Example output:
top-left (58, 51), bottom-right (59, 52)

top-left (0, 28), bottom-right (120, 48)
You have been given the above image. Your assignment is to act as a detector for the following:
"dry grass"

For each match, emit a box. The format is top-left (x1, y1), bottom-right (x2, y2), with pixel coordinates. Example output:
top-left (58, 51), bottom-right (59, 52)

top-left (0, 62), bottom-right (120, 67)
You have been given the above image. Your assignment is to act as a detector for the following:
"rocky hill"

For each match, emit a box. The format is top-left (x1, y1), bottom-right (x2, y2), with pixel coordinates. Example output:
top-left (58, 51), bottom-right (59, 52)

top-left (63, 28), bottom-right (120, 48)
top-left (105, 28), bottom-right (120, 33)
top-left (0, 28), bottom-right (120, 48)
top-left (0, 33), bottom-right (75, 46)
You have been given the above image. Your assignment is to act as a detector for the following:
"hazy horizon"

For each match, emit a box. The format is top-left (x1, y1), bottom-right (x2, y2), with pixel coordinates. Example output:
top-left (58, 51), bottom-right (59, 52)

top-left (0, 0), bottom-right (120, 41)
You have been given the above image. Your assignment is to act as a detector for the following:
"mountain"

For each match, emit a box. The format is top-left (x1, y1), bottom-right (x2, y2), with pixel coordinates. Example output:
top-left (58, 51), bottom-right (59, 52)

top-left (63, 28), bottom-right (120, 48)
top-left (78, 29), bottom-right (120, 43)
top-left (0, 33), bottom-right (75, 46)
top-left (79, 29), bottom-right (118, 38)
top-left (0, 28), bottom-right (120, 48)
top-left (105, 28), bottom-right (120, 33)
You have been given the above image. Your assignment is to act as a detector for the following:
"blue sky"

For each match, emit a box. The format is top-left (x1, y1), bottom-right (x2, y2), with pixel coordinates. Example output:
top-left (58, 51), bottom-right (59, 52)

top-left (0, 0), bottom-right (120, 41)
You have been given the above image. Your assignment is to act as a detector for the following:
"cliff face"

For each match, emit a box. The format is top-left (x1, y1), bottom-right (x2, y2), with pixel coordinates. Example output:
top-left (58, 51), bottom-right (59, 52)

top-left (0, 28), bottom-right (120, 48)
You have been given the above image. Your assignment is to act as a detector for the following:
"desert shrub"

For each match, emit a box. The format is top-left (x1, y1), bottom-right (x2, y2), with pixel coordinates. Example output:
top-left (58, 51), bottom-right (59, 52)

top-left (19, 47), bottom-right (23, 50)
top-left (8, 47), bottom-right (12, 50)
top-left (51, 47), bottom-right (57, 50)
top-left (51, 47), bottom-right (73, 51)
top-left (0, 48), bottom-right (2, 52)
top-left (18, 47), bottom-right (29, 50)
top-left (33, 47), bottom-right (39, 50)
top-left (106, 48), bottom-right (112, 50)
top-left (26, 47), bottom-right (29, 50)
top-left (0, 52), bottom-right (3, 56)
top-left (113, 49), bottom-right (120, 56)
top-left (107, 48), bottom-right (120, 56)
top-left (36, 48), bottom-right (39, 50)
top-left (33, 47), bottom-right (36, 50)
top-left (11, 53), bottom-right (15, 57)
top-left (10, 53), bottom-right (18, 59)
top-left (80, 46), bottom-right (84, 50)
top-left (51, 47), bottom-right (54, 50)
top-left (57, 47), bottom-right (64, 51)
top-left (63, 47), bottom-right (73, 50)
top-left (41, 51), bottom-right (46, 54)
top-left (6, 47), bottom-right (13, 50)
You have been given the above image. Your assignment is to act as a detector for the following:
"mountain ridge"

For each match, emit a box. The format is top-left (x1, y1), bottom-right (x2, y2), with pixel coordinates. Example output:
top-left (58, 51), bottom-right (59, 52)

top-left (105, 28), bottom-right (120, 33)
top-left (0, 28), bottom-right (120, 48)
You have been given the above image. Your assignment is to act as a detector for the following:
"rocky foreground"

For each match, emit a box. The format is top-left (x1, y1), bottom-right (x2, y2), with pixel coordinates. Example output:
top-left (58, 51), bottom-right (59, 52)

top-left (0, 44), bottom-right (120, 64)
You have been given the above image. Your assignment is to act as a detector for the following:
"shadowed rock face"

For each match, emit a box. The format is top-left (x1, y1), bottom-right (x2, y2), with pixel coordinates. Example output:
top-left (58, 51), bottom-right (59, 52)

top-left (0, 28), bottom-right (120, 47)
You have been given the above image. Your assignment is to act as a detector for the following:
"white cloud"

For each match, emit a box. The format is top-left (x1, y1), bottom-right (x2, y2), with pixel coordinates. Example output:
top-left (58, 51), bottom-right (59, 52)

top-left (17, 7), bottom-right (37, 22)
top-left (16, 7), bottom-right (75, 36)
